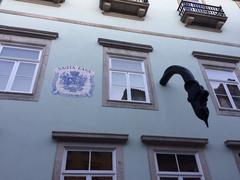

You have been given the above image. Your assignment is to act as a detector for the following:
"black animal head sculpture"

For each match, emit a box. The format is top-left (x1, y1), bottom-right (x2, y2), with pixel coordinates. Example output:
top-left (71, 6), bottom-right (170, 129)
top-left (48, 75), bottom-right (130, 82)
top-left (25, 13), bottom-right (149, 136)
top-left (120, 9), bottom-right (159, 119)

top-left (160, 65), bottom-right (209, 127)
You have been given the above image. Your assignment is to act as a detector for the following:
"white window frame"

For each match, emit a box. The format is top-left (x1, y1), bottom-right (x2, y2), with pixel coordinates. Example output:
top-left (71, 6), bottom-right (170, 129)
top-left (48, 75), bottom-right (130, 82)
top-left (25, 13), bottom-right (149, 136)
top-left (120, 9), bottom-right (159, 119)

top-left (102, 47), bottom-right (157, 110)
top-left (0, 34), bottom-right (52, 101)
top-left (204, 67), bottom-right (240, 111)
top-left (60, 148), bottom-right (117, 180)
top-left (0, 44), bottom-right (43, 94)
top-left (109, 56), bottom-right (150, 103)
top-left (193, 51), bottom-right (240, 117)
top-left (154, 152), bottom-right (205, 180)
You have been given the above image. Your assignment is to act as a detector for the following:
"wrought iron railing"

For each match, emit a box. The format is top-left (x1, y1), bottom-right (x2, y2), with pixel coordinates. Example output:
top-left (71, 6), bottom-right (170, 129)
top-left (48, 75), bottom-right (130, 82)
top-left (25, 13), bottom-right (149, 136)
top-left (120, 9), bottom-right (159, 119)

top-left (178, 1), bottom-right (227, 18)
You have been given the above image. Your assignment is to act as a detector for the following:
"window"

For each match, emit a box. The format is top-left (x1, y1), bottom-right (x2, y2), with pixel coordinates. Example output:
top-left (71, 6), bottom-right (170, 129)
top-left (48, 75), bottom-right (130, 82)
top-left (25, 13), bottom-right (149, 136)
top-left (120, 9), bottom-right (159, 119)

top-left (61, 149), bottom-right (115, 180)
top-left (204, 68), bottom-right (240, 110)
top-left (109, 57), bottom-right (149, 103)
top-left (0, 45), bottom-right (42, 94)
top-left (141, 135), bottom-right (211, 180)
top-left (193, 51), bottom-right (240, 116)
top-left (52, 131), bottom-right (128, 180)
top-left (98, 38), bottom-right (157, 110)
top-left (225, 140), bottom-right (240, 173)
top-left (0, 25), bottom-right (58, 101)
top-left (155, 152), bottom-right (204, 180)
top-left (234, 0), bottom-right (240, 8)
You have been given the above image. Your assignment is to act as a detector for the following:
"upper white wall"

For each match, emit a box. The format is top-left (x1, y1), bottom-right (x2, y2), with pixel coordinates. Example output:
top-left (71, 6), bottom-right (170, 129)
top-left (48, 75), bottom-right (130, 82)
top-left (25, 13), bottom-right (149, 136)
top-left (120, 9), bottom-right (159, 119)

top-left (1, 0), bottom-right (240, 44)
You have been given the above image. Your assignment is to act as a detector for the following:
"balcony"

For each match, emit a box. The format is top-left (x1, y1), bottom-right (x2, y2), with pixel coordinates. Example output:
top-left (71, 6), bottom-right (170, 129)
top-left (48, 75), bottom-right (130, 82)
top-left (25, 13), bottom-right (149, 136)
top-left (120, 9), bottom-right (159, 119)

top-left (100, 0), bottom-right (149, 18)
top-left (177, 1), bottom-right (228, 30)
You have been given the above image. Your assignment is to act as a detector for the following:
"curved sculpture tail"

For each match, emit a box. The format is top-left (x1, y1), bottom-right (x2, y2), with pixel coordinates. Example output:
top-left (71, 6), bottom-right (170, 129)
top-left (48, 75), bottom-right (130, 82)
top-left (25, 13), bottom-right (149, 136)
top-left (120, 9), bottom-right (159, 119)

top-left (160, 65), bottom-right (209, 127)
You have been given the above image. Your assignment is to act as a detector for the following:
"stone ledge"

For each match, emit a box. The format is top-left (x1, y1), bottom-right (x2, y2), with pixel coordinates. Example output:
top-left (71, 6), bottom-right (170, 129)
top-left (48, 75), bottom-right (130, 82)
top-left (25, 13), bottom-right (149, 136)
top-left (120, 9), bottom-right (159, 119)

top-left (225, 140), bottom-right (240, 148)
top-left (141, 135), bottom-right (208, 147)
top-left (52, 131), bottom-right (128, 144)
top-left (192, 51), bottom-right (240, 63)
top-left (0, 25), bottom-right (58, 40)
top-left (98, 38), bottom-right (153, 52)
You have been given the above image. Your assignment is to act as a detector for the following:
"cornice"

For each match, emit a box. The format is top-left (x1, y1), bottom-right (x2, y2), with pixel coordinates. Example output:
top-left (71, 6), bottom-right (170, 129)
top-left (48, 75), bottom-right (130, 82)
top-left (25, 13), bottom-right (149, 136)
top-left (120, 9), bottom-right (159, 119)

top-left (0, 25), bottom-right (58, 40)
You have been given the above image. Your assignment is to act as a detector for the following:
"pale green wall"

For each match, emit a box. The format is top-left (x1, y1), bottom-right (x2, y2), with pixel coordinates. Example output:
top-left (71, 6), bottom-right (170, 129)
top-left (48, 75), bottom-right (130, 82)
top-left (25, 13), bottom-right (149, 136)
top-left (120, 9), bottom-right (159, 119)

top-left (0, 2), bottom-right (240, 180)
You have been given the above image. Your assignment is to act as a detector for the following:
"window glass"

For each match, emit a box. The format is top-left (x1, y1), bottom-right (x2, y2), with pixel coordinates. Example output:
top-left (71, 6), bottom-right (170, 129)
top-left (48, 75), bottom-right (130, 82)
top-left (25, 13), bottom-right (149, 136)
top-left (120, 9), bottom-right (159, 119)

top-left (0, 46), bottom-right (40, 61)
top-left (66, 151), bottom-right (89, 170)
top-left (0, 60), bottom-right (14, 90)
top-left (111, 58), bottom-right (142, 72)
top-left (227, 84), bottom-right (240, 96)
top-left (160, 178), bottom-right (178, 180)
top-left (177, 154), bottom-right (199, 172)
top-left (92, 177), bottom-right (113, 180)
top-left (205, 69), bottom-right (238, 82)
top-left (90, 152), bottom-right (113, 170)
top-left (233, 97), bottom-right (240, 109)
top-left (110, 72), bottom-right (127, 101)
top-left (155, 152), bottom-right (204, 180)
top-left (64, 177), bottom-right (86, 180)
top-left (129, 74), bottom-right (145, 89)
top-left (11, 63), bottom-right (37, 92)
top-left (156, 154), bottom-right (178, 172)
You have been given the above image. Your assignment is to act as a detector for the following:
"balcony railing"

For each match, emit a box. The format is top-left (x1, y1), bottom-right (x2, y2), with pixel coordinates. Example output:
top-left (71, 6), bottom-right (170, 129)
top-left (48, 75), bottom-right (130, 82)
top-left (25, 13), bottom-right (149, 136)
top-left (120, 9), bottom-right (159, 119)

top-left (177, 1), bottom-right (228, 30)
top-left (100, 0), bottom-right (149, 18)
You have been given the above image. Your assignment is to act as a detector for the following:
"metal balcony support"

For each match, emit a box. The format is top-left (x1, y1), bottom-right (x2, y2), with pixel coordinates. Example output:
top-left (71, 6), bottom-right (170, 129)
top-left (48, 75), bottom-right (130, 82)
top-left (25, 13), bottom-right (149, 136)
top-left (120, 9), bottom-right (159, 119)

top-left (160, 65), bottom-right (209, 127)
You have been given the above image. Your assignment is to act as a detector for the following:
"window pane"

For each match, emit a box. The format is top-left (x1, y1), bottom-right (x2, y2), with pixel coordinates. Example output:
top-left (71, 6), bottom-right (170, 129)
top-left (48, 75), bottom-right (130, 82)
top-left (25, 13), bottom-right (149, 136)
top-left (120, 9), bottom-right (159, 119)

top-left (11, 76), bottom-right (33, 92)
top-left (177, 154), bottom-right (199, 172)
top-left (160, 177), bottom-right (178, 180)
top-left (64, 177), bottom-right (86, 180)
top-left (131, 88), bottom-right (146, 102)
top-left (11, 63), bottom-right (37, 93)
top-left (216, 95), bottom-right (232, 108)
top-left (210, 82), bottom-right (227, 95)
top-left (90, 152), bottom-right (112, 170)
top-left (227, 84), bottom-right (240, 96)
top-left (0, 60), bottom-right (14, 90)
top-left (111, 86), bottom-right (127, 100)
top-left (233, 97), bottom-right (240, 109)
top-left (0, 60), bottom-right (14, 76)
top-left (0, 46), bottom-right (40, 61)
top-left (111, 58), bottom-right (142, 72)
top-left (206, 69), bottom-right (237, 82)
top-left (111, 72), bottom-right (127, 100)
top-left (16, 63), bottom-right (37, 77)
top-left (183, 178), bottom-right (201, 180)
top-left (66, 151), bottom-right (89, 170)
top-left (129, 74), bottom-right (145, 88)
top-left (92, 177), bottom-right (113, 180)
top-left (156, 154), bottom-right (178, 172)
top-left (112, 72), bottom-right (126, 86)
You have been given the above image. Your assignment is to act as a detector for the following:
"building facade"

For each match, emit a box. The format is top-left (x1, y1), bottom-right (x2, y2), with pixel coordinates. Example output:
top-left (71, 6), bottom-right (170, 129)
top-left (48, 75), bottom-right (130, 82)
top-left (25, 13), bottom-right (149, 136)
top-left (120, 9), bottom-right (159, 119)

top-left (0, 0), bottom-right (240, 180)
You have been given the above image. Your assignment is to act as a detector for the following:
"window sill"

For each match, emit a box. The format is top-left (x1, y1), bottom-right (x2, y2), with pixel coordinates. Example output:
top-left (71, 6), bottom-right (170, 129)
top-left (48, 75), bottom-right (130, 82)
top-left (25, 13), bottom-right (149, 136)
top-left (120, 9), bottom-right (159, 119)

top-left (103, 99), bottom-right (158, 110)
top-left (0, 91), bottom-right (38, 101)
top-left (215, 108), bottom-right (240, 117)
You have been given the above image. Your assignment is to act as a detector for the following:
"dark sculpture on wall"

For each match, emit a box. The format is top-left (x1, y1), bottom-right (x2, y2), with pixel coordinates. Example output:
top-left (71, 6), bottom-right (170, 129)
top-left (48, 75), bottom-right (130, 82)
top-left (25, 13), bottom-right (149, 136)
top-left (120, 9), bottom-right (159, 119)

top-left (160, 65), bottom-right (209, 127)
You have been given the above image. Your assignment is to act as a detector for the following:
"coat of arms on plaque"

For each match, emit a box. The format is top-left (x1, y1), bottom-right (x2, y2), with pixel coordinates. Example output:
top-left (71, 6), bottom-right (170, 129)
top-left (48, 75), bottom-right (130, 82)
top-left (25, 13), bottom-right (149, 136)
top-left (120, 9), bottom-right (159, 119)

top-left (52, 66), bottom-right (95, 97)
